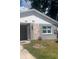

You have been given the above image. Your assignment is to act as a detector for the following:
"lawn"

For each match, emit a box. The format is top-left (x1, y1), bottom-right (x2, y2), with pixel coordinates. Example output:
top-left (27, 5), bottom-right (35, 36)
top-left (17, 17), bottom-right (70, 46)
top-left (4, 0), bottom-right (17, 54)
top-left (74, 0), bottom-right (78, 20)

top-left (23, 40), bottom-right (58, 59)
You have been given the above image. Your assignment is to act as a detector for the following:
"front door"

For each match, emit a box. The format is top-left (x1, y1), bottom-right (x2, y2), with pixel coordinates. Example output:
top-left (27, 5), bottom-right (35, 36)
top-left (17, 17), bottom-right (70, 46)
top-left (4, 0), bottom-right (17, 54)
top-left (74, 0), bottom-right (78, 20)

top-left (20, 24), bottom-right (27, 41)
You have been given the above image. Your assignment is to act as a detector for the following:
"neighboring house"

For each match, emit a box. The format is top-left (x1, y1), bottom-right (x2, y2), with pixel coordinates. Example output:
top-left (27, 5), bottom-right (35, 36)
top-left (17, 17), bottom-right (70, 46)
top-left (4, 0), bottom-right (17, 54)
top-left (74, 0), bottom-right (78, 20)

top-left (20, 9), bottom-right (58, 41)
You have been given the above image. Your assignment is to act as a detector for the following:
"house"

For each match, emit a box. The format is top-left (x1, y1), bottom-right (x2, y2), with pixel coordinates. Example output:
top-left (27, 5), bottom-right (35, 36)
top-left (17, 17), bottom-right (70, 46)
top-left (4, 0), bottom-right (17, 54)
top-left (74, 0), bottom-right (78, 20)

top-left (20, 9), bottom-right (58, 41)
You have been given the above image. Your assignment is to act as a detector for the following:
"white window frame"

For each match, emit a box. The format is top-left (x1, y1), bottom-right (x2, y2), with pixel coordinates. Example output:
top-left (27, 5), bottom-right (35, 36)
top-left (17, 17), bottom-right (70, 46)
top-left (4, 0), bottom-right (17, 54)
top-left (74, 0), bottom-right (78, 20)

top-left (42, 26), bottom-right (52, 34)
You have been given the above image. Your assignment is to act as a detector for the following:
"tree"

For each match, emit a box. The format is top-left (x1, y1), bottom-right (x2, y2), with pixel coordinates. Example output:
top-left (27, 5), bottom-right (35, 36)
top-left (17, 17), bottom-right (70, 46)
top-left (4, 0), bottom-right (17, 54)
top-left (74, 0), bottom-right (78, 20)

top-left (48, 0), bottom-right (58, 21)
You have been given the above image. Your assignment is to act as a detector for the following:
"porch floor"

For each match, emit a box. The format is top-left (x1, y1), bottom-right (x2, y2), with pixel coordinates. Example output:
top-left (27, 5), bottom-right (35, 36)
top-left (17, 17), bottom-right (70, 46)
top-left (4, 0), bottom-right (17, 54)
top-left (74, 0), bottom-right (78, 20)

top-left (20, 40), bottom-right (31, 44)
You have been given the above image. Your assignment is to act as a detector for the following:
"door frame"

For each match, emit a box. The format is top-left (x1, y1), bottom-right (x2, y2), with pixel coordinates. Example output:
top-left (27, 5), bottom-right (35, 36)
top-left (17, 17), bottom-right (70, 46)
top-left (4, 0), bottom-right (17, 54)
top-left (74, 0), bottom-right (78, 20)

top-left (20, 23), bottom-right (31, 41)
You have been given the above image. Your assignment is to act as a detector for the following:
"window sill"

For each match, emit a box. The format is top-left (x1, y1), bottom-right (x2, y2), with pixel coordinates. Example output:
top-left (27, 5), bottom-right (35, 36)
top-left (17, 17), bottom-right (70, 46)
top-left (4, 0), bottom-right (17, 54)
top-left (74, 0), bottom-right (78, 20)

top-left (42, 33), bottom-right (52, 35)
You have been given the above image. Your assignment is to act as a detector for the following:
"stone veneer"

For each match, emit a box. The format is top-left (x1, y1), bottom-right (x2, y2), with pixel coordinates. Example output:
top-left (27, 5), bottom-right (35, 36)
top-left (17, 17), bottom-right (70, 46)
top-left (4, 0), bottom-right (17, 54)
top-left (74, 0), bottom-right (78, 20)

top-left (33, 23), bottom-right (40, 40)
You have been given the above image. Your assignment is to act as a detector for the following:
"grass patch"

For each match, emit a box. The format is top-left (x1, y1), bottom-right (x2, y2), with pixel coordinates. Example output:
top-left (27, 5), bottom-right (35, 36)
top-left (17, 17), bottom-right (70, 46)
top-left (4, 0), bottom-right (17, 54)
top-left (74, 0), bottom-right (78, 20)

top-left (23, 40), bottom-right (58, 59)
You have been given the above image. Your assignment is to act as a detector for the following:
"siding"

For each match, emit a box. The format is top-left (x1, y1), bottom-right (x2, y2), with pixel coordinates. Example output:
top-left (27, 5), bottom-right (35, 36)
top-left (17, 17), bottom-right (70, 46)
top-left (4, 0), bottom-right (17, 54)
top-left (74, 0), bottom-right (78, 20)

top-left (39, 24), bottom-right (57, 40)
top-left (32, 23), bottom-right (57, 40)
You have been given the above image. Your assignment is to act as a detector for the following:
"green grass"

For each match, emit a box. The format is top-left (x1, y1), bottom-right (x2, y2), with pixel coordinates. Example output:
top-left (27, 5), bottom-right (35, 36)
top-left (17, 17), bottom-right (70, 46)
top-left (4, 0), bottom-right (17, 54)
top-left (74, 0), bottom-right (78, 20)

top-left (23, 40), bottom-right (58, 59)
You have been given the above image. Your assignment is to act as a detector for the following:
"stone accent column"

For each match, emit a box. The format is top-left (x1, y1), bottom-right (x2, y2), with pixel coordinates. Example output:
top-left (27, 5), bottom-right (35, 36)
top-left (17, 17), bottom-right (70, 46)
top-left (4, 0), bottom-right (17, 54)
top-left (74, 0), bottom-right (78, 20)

top-left (33, 23), bottom-right (40, 40)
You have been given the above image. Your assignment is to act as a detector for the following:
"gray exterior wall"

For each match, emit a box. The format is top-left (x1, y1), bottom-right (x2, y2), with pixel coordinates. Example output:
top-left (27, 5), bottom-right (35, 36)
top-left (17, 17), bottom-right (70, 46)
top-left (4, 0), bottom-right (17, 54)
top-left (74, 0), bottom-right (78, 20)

top-left (39, 24), bottom-right (57, 40)
top-left (21, 9), bottom-right (58, 40)
top-left (32, 23), bottom-right (57, 40)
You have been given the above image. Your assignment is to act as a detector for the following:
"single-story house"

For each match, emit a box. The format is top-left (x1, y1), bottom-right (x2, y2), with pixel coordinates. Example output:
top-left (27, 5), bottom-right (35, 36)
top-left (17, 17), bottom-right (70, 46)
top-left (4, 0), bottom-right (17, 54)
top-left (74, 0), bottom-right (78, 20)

top-left (20, 9), bottom-right (58, 41)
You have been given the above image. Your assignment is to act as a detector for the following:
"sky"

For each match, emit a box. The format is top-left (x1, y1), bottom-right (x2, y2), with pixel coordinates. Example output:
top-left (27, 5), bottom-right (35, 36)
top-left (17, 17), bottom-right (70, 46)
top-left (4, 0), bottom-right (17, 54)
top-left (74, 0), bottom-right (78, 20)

top-left (20, 0), bottom-right (31, 11)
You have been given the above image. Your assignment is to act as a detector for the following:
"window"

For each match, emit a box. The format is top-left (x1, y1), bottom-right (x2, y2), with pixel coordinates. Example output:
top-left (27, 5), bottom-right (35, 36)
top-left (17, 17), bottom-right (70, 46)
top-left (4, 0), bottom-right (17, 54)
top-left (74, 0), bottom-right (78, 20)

top-left (42, 26), bottom-right (52, 34)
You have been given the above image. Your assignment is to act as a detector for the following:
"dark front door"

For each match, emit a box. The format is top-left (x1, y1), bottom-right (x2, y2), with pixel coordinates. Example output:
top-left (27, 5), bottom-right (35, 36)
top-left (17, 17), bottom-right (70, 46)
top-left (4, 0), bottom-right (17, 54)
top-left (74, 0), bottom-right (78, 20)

top-left (20, 24), bottom-right (27, 41)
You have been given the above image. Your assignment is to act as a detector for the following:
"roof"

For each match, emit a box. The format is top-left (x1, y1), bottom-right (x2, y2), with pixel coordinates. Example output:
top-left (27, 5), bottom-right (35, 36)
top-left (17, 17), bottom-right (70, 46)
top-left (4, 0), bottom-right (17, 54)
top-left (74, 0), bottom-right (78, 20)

top-left (20, 9), bottom-right (58, 26)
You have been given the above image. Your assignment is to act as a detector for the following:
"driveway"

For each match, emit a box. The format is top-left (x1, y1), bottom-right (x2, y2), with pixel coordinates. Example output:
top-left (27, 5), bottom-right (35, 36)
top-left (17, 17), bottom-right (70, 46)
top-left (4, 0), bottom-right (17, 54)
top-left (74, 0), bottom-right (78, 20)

top-left (20, 45), bottom-right (36, 59)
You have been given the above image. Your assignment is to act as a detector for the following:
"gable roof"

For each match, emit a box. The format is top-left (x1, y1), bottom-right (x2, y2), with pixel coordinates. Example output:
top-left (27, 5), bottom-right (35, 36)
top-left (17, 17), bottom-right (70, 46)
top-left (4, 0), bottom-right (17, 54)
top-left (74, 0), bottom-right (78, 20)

top-left (20, 9), bottom-right (58, 26)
